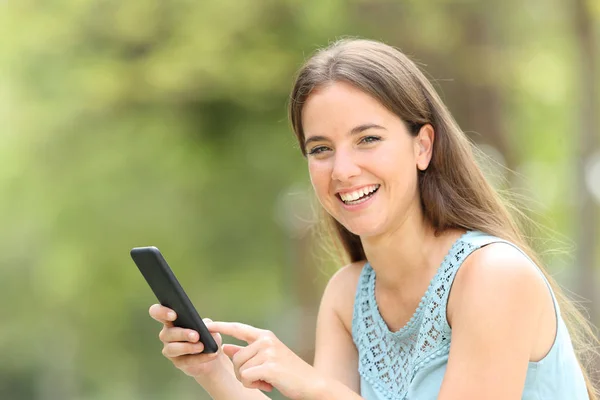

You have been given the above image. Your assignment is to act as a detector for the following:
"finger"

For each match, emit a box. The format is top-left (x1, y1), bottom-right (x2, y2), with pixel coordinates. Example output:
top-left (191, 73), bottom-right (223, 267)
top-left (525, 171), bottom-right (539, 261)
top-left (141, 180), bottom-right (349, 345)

top-left (248, 380), bottom-right (274, 392)
top-left (228, 343), bottom-right (261, 383)
top-left (149, 304), bottom-right (177, 323)
top-left (163, 341), bottom-right (208, 358)
top-left (203, 319), bottom-right (223, 347)
top-left (211, 332), bottom-right (223, 348)
top-left (222, 344), bottom-right (243, 359)
top-left (159, 327), bottom-right (200, 343)
top-left (207, 321), bottom-right (265, 344)
top-left (237, 348), bottom-right (268, 384)
top-left (239, 365), bottom-right (273, 390)
top-left (231, 343), bottom-right (261, 373)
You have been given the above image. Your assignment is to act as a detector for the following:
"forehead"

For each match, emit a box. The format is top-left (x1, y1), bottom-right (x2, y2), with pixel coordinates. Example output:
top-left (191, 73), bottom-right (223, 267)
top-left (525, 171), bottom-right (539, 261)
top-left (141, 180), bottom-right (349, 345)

top-left (302, 81), bottom-right (395, 134)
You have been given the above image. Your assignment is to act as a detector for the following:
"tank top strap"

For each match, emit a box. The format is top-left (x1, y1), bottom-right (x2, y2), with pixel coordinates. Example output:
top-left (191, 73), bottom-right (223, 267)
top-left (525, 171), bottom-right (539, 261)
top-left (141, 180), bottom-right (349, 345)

top-left (439, 230), bottom-right (561, 318)
top-left (351, 261), bottom-right (375, 341)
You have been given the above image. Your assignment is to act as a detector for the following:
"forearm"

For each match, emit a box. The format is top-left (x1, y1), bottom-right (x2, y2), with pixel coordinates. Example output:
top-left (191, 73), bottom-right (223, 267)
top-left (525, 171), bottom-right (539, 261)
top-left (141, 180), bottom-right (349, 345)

top-left (309, 376), bottom-right (364, 400)
top-left (194, 355), bottom-right (270, 400)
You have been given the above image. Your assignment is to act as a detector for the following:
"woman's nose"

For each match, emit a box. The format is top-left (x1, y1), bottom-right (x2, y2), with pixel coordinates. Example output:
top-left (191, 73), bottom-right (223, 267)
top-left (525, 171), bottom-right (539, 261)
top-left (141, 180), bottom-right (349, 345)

top-left (331, 151), bottom-right (361, 182)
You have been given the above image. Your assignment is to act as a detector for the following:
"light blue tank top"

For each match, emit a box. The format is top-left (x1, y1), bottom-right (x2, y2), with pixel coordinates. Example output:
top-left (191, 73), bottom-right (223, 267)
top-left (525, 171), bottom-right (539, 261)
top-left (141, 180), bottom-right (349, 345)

top-left (352, 230), bottom-right (589, 399)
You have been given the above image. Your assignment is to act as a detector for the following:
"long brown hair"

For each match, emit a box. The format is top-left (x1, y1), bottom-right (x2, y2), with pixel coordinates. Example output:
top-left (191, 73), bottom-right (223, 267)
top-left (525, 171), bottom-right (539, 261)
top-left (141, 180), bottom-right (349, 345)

top-left (288, 38), bottom-right (599, 398)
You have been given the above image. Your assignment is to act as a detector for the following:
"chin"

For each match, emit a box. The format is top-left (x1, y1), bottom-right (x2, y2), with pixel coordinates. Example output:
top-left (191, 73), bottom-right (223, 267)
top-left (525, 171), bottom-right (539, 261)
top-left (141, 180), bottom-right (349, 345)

top-left (337, 219), bottom-right (385, 238)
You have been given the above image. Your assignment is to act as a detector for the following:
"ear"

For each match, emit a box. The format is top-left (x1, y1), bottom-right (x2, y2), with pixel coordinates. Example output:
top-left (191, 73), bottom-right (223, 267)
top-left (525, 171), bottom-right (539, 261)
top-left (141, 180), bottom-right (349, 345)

top-left (414, 124), bottom-right (434, 171)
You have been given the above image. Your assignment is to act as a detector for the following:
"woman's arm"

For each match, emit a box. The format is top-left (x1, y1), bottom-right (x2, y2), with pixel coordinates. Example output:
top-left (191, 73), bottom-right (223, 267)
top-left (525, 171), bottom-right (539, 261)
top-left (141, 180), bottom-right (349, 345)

top-left (312, 263), bottom-right (363, 392)
top-left (439, 243), bottom-right (552, 399)
top-left (206, 263), bottom-right (366, 400)
top-left (205, 321), bottom-right (365, 400)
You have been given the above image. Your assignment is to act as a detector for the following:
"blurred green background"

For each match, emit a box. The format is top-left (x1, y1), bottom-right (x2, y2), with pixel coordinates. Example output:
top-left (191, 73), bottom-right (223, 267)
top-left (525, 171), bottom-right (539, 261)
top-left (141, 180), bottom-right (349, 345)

top-left (1, 0), bottom-right (599, 399)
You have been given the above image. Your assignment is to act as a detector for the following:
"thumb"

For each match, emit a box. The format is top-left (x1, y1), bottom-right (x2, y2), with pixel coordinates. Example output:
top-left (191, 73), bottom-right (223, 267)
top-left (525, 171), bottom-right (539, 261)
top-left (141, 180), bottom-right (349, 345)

top-left (203, 318), bottom-right (223, 346)
top-left (222, 344), bottom-right (244, 359)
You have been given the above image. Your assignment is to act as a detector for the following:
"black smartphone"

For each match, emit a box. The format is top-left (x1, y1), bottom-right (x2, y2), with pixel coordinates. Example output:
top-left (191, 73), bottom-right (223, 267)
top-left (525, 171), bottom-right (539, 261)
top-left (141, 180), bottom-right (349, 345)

top-left (130, 246), bottom-right (218, 353)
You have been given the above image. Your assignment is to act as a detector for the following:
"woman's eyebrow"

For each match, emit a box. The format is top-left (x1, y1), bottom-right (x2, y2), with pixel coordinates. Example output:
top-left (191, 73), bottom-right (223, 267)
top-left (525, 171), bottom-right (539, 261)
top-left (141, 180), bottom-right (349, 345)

top-left (304, 123), bottom-right (386, 147)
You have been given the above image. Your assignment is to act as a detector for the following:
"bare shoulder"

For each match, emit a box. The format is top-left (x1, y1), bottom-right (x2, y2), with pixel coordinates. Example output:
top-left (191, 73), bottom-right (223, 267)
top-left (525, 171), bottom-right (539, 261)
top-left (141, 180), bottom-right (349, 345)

top-left (321, 261), bottom-right (366, 332)
top-left (448, 242), bottom-right (551, 328)
top-left (439, 242), bottom-right (557, 396)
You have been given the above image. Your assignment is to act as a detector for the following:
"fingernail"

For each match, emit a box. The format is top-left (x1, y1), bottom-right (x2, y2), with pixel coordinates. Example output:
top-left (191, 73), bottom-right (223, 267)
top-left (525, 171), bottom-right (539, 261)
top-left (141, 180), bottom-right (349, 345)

top-left (168, 311), bottom-right (176, 320)
top-left (188, 332), bottom-right (197, 341)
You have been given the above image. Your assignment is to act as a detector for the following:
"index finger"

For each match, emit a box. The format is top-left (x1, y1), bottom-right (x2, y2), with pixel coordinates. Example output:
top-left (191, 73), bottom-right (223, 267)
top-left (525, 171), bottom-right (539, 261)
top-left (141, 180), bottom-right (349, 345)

top-left (207, 321), bottom-right (264, 344)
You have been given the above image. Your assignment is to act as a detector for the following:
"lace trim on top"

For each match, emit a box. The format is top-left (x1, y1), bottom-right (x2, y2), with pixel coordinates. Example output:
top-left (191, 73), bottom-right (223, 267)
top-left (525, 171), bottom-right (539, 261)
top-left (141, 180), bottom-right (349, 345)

top-left (352, 232), bottom-right (477, 400)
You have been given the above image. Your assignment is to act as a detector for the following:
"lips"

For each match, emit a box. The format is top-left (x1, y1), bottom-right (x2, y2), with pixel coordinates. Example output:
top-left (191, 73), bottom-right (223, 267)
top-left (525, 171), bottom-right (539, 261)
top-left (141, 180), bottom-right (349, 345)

top-left (337, 184), bottom-right (380, 205)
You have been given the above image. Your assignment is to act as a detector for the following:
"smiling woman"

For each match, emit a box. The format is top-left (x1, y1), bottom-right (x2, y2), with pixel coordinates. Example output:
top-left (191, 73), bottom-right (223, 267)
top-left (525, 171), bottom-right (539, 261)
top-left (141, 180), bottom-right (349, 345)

top-left (148, 38), bottom-right (599, 400)
top-left (300, 81), bottom-right (433, 238)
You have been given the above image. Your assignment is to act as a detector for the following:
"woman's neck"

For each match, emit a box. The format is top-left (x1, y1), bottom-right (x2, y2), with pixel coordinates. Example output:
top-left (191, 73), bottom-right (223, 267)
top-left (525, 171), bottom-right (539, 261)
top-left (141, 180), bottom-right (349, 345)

top-left (360, 214), bottom-right (463, 292)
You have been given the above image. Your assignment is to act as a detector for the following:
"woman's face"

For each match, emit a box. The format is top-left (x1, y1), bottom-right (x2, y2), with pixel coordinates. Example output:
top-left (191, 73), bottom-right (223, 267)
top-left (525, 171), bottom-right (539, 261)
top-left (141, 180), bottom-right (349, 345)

top-left (302, 81), bottom-right (431, 238)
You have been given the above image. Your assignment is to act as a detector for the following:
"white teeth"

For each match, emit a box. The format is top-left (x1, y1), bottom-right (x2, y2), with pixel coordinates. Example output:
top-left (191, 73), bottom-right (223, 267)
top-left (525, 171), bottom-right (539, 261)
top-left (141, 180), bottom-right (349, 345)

top-left (339, 185), bottom-right (379, 203)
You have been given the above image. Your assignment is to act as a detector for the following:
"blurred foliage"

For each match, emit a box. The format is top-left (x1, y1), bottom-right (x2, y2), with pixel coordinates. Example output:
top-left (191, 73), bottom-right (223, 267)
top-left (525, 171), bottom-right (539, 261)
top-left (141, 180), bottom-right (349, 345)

top-left (1, 0), bottom-right (598, 399)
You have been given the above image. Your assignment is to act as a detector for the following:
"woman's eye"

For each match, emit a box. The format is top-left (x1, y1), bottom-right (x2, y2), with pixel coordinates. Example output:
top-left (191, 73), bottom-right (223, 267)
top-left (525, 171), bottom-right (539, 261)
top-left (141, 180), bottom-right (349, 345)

top-left (307, 146), bottom-right (330, 155)
top-left (360, 135), bottom-right (381, 144)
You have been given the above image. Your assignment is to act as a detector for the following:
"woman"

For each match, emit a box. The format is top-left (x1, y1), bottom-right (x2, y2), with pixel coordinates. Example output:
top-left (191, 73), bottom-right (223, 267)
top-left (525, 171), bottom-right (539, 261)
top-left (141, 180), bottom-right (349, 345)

top-left (149, 39), bottom-right (598, 399)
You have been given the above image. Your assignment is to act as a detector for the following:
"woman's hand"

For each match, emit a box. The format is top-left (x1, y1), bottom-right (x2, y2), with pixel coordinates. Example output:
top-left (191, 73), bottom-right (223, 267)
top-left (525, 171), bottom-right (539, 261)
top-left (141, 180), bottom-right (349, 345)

top-left (149, 304), bottom-right (226, 378)
top-left (207, 321), bottom-right (325, 400)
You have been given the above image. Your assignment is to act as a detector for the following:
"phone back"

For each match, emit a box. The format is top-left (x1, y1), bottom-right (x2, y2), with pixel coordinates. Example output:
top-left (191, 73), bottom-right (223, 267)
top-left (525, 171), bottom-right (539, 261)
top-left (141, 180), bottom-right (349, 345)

top-left (130, 246), bottom-right (218, 353)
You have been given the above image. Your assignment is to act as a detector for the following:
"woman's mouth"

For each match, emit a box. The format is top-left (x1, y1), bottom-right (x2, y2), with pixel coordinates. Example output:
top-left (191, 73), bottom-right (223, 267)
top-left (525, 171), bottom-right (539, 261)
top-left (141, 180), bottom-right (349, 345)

top-left (337, 184), bottom-right (380, 206)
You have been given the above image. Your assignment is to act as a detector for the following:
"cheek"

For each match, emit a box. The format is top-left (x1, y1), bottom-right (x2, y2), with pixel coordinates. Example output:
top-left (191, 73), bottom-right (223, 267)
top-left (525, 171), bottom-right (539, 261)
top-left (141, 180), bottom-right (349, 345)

top-left (308, 161), bottom-right (331, 196)
top-left (375, 152), bottom-right (417, 191)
